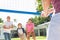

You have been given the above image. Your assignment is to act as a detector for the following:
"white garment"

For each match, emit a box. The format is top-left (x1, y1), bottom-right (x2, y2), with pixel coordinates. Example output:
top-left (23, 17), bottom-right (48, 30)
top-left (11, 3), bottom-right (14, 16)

top-left (3, 21), bottom-right (13, 33)
top-left (47, 13), bottom-right (60, 40)
top-left (18, 29), bottom-right (23, 34)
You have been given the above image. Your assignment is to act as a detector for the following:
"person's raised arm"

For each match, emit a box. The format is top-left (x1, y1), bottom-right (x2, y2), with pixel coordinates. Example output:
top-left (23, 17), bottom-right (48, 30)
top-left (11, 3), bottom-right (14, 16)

top-left (41, 0), bottom-right (51, 17)
top-left (42, 0), bottom-right (51, 11)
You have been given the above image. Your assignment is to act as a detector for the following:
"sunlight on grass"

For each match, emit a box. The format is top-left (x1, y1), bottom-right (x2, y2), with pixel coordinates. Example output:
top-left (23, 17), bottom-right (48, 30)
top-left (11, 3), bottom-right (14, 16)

top-left (11, 36), bottom-right (46, 40)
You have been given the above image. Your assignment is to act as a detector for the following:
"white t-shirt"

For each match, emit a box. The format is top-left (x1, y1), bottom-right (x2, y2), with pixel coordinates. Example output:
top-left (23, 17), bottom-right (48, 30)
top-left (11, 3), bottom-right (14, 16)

top-left (18, 29), bottom-right (23, 34)
top-left (3, 21), bottom-right (13, 33)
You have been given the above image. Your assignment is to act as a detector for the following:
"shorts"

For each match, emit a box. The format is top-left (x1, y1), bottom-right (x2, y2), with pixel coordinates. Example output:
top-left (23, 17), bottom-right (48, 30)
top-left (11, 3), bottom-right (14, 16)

top-left (47, 13), bottom-right (60, 40)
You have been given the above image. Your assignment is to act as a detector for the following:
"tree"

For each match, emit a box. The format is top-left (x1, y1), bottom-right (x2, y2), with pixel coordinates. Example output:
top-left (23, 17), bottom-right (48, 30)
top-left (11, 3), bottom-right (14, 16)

top-left (36, 0), bottom-right (52, 11)
top-left (14, 19), bottom-right (17, 22)
top-left (36, 0), bottom-right (43, 11)
top-left (31, 16), bottom-right (51, 26)
top-left (0, 18), bottom-right (3, 23)
top-left (13, 19), bottom-right (17, 28)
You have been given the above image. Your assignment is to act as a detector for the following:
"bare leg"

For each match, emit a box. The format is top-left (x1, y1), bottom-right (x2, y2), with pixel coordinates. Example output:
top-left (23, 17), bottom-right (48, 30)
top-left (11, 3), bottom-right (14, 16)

top-left (24, 33), bottom-right (26, 40)
top-left (27, 33), bottom-right (30, 40)
top-left (20, 34), bottom-right (24, 40)
top-left (32, 32), bottom-right (36, 40)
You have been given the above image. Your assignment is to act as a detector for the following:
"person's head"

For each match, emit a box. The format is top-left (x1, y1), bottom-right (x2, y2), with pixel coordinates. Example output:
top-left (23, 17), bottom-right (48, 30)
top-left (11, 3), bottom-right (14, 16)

top-left (7, 16), bottom-right (10, 22)
top-left (18, 23), bottom-right (22, 28)
top-left (28, 19), bottom-right (32, 23)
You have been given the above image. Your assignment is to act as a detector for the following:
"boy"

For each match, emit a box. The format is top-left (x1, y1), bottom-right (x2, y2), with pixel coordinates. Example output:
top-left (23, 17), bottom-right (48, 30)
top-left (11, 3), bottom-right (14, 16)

top-left (3, 16), bottom-right (13, 40)
top-left (17, 23), bottom-right (26, 40)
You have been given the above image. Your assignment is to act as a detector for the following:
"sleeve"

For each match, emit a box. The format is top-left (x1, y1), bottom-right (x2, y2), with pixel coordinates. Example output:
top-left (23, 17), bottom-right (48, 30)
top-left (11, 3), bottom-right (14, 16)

top-left (22, 28), bottom-right (26, 33)
top-left (3, 21), bottom-right (7, 28)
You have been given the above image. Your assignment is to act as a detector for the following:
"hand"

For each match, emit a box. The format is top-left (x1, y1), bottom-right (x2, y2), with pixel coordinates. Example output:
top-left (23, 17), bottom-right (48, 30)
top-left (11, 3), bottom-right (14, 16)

top-left (41, 11), bottom-right (48, 17)
top-left (9, 25), bottom-right (13, 28)
top-left (48, 8), bottom-right (55, 14)
top-left (5, 27), bottom-right (10, 29)
top-left (6, 26), bottom-right (10, 29)
top-left (3, 25), bottom-right (10, 29)
top-left (41, 8), bottom-right (54, 17)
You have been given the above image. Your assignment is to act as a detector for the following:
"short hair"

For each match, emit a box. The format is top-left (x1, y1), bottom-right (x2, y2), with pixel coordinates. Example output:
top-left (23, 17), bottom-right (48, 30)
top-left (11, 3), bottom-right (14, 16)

top-left (7, 16), bottom-right (10, 19)
top-left (28, 18), bottom-right (33, 22)
top-left (18, 23), bottom-right (22, 26)
top-left (28, 18), bottom-right (32, 21)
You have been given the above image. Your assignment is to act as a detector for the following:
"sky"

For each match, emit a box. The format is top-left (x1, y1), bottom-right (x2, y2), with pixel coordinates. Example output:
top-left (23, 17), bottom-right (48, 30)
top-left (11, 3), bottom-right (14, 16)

top-left (0, 0), bottom-right (36, 12)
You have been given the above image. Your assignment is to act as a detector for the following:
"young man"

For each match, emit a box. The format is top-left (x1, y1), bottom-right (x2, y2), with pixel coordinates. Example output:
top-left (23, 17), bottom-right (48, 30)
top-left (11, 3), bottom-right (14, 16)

top-left (41, 0), bottom-right (60, 40)
top-left (3, 16), bottom-right (13, 40)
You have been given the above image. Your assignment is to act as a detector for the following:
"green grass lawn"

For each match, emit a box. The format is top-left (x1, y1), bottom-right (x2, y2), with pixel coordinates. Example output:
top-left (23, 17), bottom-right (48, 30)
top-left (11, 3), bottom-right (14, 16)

top-left (11, 36), bottom-right (46, 40)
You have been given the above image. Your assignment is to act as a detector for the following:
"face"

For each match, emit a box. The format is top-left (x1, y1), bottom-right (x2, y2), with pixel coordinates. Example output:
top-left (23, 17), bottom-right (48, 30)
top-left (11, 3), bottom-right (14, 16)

top-left (18, 24), bottom-right (22, 28)
top-left (28, 20), bottom-right (32, 23)
top-left (7, 17), bottom-right (10, 21)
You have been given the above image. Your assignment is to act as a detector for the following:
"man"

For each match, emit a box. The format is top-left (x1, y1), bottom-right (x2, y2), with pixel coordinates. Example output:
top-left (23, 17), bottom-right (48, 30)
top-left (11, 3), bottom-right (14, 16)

top-left (3, 16), bottom-right (13, 40)
top-left (41, 0), bottom-right (60, 40)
